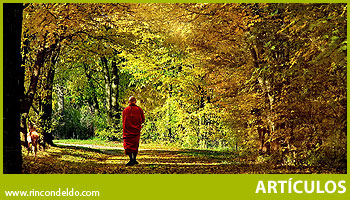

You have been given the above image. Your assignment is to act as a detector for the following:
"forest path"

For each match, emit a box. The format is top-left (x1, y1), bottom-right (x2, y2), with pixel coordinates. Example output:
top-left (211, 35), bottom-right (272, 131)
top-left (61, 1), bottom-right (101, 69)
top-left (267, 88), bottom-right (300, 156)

top-left (22, 142), bottom-right (333, 174)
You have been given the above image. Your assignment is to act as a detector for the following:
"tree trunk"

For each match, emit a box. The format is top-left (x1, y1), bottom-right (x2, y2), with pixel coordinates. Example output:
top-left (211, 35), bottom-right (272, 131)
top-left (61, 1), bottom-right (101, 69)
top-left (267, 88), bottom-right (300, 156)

top-left (3, 3), bottom-right (24, 174)
top-left (250, 44), bottom-right (276, 154)
top-left (57, 85), bottom-right (65, 115)
top-left (257, 77), bottom-right (275, 133)
top-left (101, 57), bottom-right (113, 126)
top-left (19, 48), bottom-right (47, 144)
top-left (83, 63), bottom-right (100, 115)
top-left (111, 58), bottom-right (120, 120)
top-left (40, 66), bottom-right (56, 148)
top-left (40, 47), bottom-right (60, 147)
top-left (22, 48), bottom-right (46, 113)
top-left (102, 57), bottom-right (122, 128)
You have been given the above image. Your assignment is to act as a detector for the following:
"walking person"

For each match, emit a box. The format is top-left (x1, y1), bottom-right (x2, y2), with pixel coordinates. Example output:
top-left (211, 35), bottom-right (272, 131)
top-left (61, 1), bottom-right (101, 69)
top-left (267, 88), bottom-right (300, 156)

top-left (122, 96), bottom-right (145, 166)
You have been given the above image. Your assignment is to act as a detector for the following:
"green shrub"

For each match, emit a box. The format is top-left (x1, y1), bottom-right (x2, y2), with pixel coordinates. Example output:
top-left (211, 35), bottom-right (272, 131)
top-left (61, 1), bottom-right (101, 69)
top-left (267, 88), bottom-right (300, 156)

top-left (52, 106), bottom-right (94, 139)
top-left (95, 128), bottom-right (122, 141)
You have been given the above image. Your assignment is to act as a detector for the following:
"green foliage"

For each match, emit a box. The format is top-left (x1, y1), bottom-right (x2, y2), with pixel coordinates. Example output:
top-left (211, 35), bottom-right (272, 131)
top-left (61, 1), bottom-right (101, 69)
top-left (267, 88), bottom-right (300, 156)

top-left (95, 129), bottom-right (121, 141)
top-left (141, 96), bottom-right (234, 150)
top-left (52, 105), bottom-right (94, 140)
top-left (95, 116), bottom-right (123, 141)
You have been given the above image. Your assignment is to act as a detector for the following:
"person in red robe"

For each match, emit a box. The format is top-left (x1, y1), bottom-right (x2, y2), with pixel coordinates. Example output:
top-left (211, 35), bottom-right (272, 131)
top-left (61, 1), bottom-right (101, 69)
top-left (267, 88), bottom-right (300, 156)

top-left (122, 96), bottom-right (145, 166)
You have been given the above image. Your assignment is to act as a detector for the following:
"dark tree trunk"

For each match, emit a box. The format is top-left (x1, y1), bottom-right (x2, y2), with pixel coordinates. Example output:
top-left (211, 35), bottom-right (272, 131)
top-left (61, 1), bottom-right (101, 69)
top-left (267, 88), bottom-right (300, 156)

top-left (102, 56), bottom-right (123, 130)
top-left (20, 114), bottom-right (28, 148)
top-left (23, 48), bottom-right (46, 112)
top-left (101, 57), bottom-right (113, 126)
top-left (19, 48), bottom-right (46, 143)
top-left (111, 58), bottom-right (120, 120)
top-left (3, 3), bottom-right (24, 174)
top-left (83, 63), bottom-right (100, 115)
top-left (40, 66), bottom-right (56, 148)
top-left (40, 47), bottom-right (60, 147)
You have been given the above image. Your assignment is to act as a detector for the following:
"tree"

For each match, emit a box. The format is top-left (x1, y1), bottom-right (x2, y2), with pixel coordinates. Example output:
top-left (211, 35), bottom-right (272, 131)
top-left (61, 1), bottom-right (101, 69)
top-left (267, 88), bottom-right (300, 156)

top-left (19, 3), bottom-right (346, 168)
top-left (21, 3), bottom-right (132, 143)
top-left (3, 3), bottom-right (24, 174)
top-left (138, 3), bottom-right (346, 167)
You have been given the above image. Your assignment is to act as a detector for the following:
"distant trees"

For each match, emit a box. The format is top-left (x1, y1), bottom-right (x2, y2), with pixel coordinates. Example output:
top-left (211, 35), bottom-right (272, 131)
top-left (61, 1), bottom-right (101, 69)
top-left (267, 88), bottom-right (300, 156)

top-left (243, 4), bottom-right (347, 166)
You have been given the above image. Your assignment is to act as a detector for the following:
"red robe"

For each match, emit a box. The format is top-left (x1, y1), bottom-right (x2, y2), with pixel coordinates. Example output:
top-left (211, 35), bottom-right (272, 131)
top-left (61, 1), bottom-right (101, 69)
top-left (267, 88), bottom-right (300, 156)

top-left (122, 103), bottom-right (145, 154)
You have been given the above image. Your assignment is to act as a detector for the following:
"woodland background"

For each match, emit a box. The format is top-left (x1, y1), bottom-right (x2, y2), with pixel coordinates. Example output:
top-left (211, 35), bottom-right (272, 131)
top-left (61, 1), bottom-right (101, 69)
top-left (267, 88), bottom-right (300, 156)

top-left (3, 3), bottom-right (347, 173)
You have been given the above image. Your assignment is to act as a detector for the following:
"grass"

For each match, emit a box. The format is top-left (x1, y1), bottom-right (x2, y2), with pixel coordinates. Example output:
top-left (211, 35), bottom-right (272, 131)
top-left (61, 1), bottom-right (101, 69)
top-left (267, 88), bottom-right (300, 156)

top-left (54, 138), bottom-right (122, 147)
top-left (53, 138), bottom-right (182, 150)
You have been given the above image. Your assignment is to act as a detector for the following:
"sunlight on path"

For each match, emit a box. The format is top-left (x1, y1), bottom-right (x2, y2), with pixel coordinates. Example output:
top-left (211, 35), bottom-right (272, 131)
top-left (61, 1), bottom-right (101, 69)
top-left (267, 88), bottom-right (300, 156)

top-left (22, 142), bottom-right (336, 174)
top-left (55, 143), bottom-right (167, 151)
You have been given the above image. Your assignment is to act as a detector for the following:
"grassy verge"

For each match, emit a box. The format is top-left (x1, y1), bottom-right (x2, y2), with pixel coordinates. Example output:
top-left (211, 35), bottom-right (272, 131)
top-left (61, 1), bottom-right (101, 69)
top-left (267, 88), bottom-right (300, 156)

top-left (53, 138), bottom-right (181, 150)
top-left (53, 138), bottom-right (122, 147)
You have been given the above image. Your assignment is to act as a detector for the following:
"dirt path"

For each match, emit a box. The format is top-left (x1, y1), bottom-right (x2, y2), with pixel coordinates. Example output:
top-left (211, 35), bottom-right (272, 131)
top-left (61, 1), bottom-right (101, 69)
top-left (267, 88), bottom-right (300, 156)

top-left (22, 143), bottom-right (342, 174)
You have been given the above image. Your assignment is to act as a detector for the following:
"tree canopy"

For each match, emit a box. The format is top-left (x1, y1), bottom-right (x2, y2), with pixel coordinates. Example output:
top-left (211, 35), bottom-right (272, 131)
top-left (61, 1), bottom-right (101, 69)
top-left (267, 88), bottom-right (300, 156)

top-left (20, 3), bottom-right (347, 170)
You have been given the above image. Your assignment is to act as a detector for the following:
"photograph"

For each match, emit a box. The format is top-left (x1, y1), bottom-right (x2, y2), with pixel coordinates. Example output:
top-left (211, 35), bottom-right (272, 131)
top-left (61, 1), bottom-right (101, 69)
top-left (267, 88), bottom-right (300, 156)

top-left (1, 1), bottom-right (348, 199)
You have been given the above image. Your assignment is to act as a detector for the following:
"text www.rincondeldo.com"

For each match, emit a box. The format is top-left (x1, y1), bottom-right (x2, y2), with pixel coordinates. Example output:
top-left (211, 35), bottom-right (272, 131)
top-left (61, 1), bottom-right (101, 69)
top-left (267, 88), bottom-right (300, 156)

top-left (5, 188), bottom-right (100, 197)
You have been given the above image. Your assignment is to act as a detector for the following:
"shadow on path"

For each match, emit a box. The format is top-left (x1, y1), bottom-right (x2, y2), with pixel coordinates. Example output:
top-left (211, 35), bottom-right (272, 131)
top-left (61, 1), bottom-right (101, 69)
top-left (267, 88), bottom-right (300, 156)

top-left (22, 143), bottom-right (343, 174)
